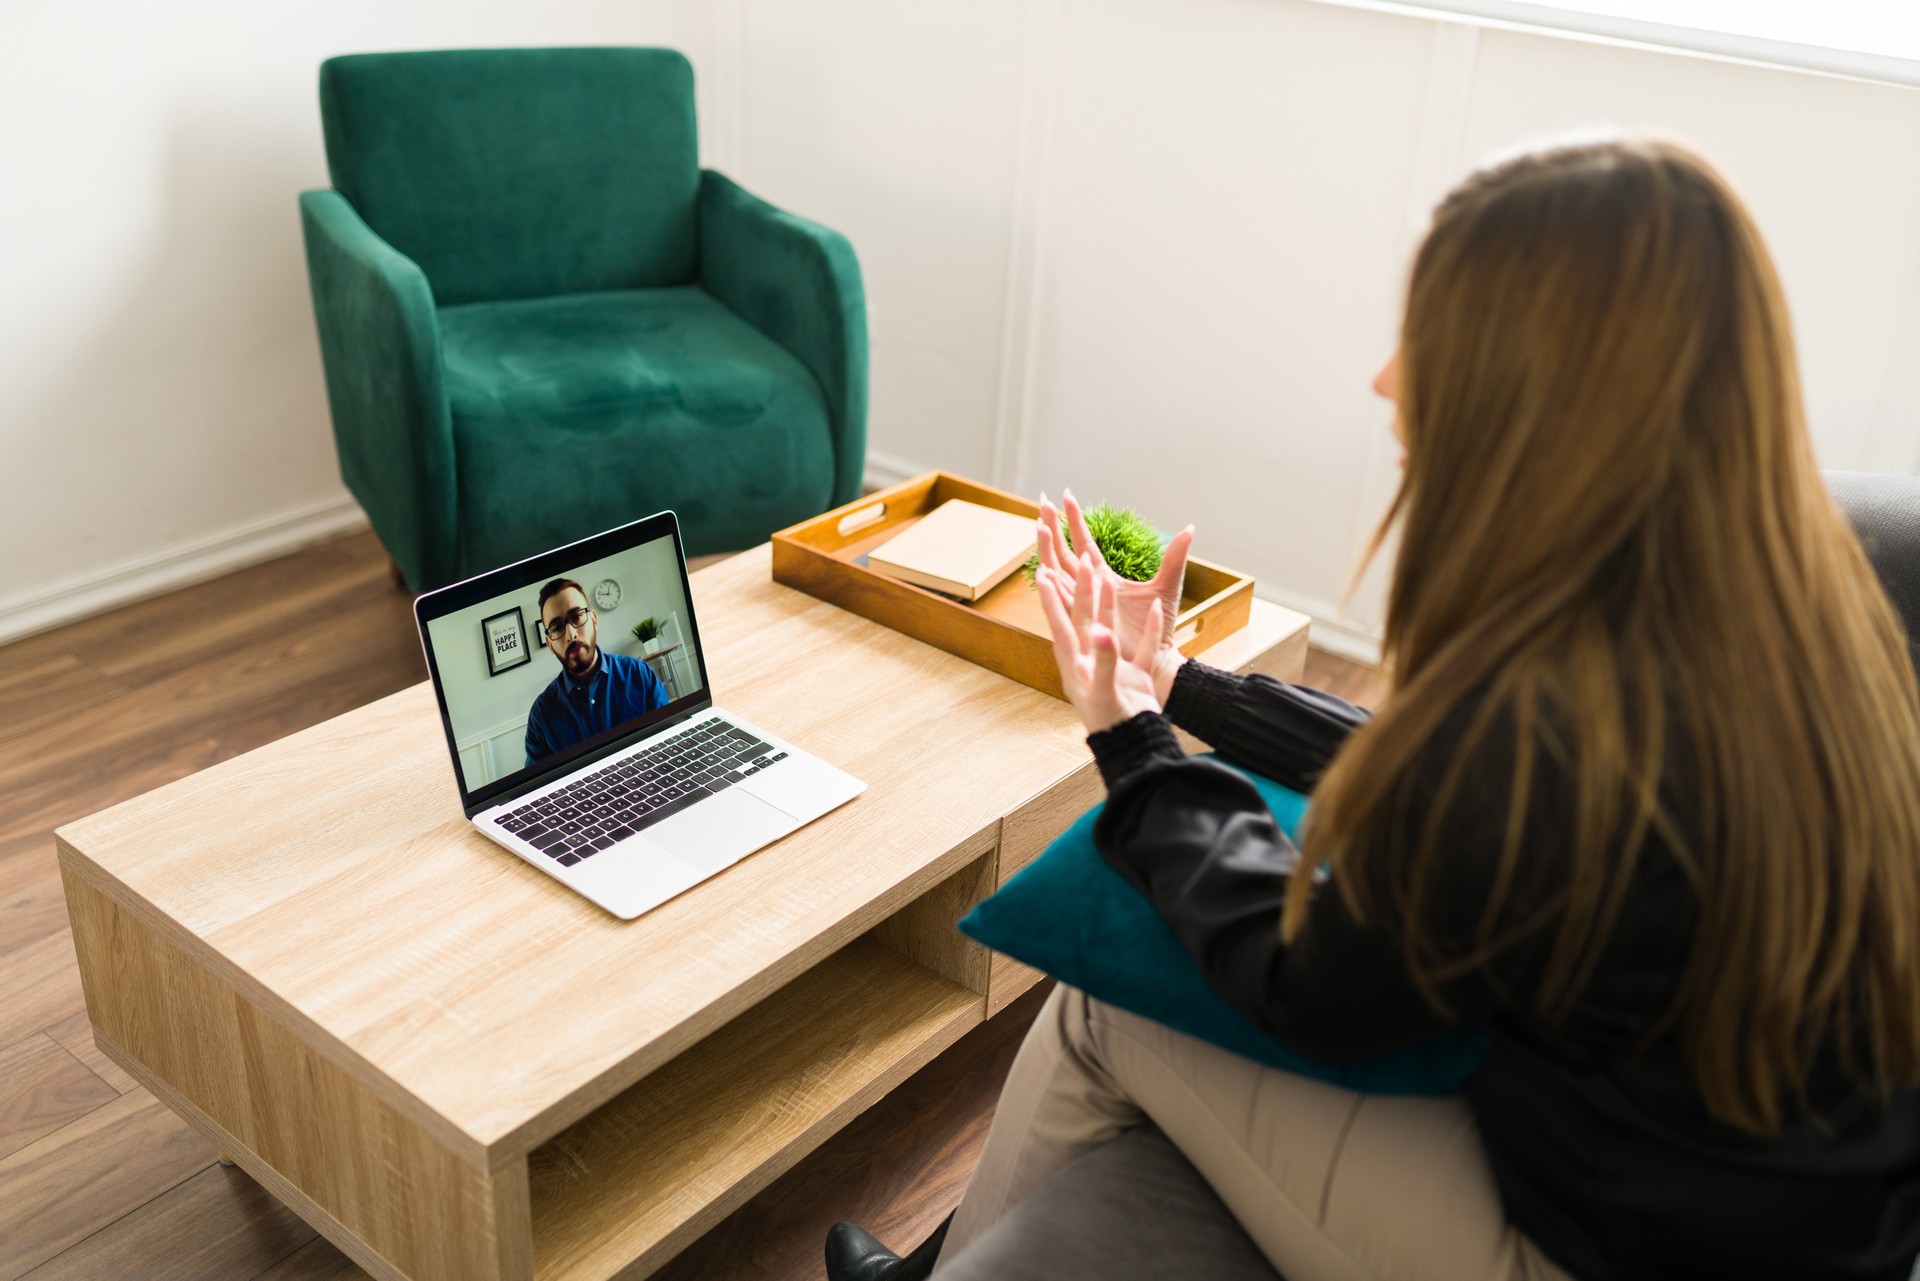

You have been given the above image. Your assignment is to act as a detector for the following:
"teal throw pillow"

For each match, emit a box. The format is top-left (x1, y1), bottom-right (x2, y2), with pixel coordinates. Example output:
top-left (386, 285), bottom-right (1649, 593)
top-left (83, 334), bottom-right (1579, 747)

top-left (958, 755), bottom-right (1491, 1095)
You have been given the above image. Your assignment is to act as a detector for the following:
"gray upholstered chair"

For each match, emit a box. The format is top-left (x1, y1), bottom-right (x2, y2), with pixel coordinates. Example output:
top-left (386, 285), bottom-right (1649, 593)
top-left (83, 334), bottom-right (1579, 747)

top-left (935, 472), bottom-right (1920, 1281)
top-left (1829, 472), bottom-right (1920, 674)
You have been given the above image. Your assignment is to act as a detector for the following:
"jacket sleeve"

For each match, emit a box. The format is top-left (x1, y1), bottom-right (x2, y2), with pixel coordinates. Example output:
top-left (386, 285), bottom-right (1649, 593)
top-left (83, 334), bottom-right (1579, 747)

top-left (1162, 660), bottom-right (1373, 793)
top-left (1087, 710), bottom-right (1528, 1061)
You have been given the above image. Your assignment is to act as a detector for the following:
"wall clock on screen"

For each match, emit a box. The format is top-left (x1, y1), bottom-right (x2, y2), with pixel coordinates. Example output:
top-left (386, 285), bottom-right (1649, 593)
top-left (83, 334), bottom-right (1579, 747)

top-left (594, 578), bottom-right (621, 611)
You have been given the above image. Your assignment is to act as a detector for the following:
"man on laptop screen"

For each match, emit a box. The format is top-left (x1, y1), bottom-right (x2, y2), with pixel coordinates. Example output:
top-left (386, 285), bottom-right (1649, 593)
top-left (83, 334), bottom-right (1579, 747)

top-left (526, 577), bottom-right (669, 767)
top-left (415, 511), bottom-right (864, 920)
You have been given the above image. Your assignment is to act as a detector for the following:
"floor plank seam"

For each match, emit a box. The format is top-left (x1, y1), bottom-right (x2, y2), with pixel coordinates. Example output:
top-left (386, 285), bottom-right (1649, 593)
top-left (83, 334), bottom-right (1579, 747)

top-left (43, 1034), bottom-right (119, 1099)
top-left (15, 1154), bottom-right (218, 1280)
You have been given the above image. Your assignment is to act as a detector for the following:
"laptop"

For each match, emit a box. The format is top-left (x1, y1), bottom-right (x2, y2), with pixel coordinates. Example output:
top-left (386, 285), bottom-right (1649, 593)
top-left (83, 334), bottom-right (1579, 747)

top-left (413, 511), bottom-right (865, 919)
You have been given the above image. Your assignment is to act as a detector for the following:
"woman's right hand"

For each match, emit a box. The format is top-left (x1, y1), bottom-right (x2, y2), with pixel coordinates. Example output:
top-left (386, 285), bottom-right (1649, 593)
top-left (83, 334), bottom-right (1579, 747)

top-left (1035, 489), bottom-right (1194, 703)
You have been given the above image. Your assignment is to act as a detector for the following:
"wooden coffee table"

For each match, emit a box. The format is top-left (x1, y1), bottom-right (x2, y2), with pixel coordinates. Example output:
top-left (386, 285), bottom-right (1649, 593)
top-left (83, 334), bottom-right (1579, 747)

top-left (56, 545), bottom-right (1308, 1281)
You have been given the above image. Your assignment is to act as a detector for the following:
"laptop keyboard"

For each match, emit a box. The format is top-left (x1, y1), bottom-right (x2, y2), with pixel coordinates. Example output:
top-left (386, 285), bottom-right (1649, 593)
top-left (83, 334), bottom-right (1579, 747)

top-left (495, 716), bottom-right (788, 868)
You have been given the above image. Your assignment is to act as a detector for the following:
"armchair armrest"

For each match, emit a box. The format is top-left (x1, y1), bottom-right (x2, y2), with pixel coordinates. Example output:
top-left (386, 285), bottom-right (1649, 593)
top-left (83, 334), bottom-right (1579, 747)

top-left (697, 171), bottom-right (869, 506)
top-left (299, 189), bottom-right (457, 590)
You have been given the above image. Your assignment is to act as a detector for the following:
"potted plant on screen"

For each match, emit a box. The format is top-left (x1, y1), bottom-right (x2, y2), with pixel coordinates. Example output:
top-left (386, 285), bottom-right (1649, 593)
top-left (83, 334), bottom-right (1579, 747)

top-left (631, 616), bottom-right (665, 656)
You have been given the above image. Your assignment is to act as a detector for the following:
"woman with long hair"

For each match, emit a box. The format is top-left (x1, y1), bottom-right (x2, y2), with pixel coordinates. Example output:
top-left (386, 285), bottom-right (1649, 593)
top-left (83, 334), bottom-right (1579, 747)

top-left (830, 137), bottom-right (1920, 1280)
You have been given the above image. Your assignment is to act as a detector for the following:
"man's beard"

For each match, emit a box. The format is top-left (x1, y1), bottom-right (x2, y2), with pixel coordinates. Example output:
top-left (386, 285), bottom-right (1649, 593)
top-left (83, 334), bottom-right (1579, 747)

top-left (563, 641), bottom-right (597, 676)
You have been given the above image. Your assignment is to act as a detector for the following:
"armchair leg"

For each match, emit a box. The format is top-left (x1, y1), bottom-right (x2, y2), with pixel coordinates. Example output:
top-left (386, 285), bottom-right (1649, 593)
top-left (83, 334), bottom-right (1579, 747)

top-left (388, 557), bottom-right (410, 592)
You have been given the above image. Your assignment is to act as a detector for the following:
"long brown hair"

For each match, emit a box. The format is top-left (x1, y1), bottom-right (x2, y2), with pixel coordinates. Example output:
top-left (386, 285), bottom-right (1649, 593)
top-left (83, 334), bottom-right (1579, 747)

top-left (1296, 137), bottom-right (1920, 1133)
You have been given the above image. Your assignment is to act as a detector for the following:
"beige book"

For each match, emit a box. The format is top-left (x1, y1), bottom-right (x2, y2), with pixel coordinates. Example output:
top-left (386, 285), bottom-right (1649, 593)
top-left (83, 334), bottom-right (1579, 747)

top-left (867, 499), bottom-right (1039, 601)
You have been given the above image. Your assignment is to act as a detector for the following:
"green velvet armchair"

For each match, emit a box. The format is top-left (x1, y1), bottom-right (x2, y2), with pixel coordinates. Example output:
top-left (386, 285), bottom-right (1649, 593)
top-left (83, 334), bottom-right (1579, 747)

top-left (299, 47), bottom-right (868, 590)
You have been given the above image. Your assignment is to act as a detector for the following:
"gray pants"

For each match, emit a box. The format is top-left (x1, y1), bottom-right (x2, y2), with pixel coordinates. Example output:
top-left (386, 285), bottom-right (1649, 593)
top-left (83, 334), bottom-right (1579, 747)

top-left (940, 985), bottom-right (1572, 1281)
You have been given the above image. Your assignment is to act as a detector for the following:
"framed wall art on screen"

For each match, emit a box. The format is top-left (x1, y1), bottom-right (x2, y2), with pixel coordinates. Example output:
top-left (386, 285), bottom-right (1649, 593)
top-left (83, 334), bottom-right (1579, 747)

top-left (482, 607), bottom-right (531, 676)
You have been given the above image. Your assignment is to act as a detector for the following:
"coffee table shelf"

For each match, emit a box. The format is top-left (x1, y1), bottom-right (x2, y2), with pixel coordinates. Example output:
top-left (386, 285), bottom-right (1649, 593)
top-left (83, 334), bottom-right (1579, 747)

top-left (529, 934), bottom-right (980, 1281)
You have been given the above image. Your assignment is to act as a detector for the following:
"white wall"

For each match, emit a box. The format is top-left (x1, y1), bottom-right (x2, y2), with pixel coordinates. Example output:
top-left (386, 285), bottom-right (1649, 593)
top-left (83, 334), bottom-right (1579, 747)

top-left (695, 0), bottom-right (1032, 483)
top-left (0, 0), bottom-right (676, 637)
top-left (1025, 0), bottom-right (1438, 631)
top-left (8, 0), bottom-right (1920, 660)
top-left (682, 0), bottom-right (1920, 657)
top-left (1459, 26), bottom-right (1920, 474)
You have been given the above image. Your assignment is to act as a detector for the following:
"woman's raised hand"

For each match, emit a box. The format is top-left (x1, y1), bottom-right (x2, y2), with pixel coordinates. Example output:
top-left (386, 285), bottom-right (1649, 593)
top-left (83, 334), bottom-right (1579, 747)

top-left (1034, 489), bottom-right (1193, 703)
top-left (1035, 548), bottom-right (1166, 734)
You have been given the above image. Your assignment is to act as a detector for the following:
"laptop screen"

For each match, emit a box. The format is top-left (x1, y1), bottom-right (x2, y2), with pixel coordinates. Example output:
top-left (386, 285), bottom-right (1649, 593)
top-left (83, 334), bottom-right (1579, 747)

top-left (415, 514), bottom-right (711, 810)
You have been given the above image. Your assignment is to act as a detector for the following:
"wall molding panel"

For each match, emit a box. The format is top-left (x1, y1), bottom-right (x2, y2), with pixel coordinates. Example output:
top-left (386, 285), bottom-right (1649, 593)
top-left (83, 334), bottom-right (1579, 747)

top-left (1405, 20), bottom-right (1482, 229)
top-left (1341, 17), bottom-right (1485, 633)
top-left (0, 495), bottom-right (368, 649)
top-left (684, 0), bottom-right (751, 177)
top-left (987, 0), bottom-right (1067, 495)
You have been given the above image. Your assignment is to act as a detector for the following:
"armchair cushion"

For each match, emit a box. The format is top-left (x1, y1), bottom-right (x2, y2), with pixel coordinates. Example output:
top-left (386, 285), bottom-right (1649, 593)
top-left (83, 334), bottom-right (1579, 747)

top-left (959, 756), bottom-right (1491, 1096)
top-left (440, 286), bottom-right (835, 568)
top-left (319, 48), bottom-right (700, 305)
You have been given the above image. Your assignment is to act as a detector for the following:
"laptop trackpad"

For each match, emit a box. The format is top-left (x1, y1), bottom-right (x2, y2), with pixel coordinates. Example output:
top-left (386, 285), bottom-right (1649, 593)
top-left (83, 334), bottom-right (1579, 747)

top-left (648, 788), bottom-right (795, 875)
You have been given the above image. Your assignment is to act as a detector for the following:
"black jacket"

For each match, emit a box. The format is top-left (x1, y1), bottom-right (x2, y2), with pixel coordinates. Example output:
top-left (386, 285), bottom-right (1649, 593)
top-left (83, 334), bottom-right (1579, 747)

top-left (1087, 659), bottom-right (1920, 1281)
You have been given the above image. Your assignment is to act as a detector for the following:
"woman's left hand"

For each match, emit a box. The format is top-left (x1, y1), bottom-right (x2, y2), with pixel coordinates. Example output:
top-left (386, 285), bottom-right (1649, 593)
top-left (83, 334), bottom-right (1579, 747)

top-left (1036, 550), bottom-right (1166, 734)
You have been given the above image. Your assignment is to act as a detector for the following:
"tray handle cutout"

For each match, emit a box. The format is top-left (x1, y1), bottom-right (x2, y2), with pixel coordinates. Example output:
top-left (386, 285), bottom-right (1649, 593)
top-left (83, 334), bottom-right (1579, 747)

top-left (838, 502), bottom-right (888, 537)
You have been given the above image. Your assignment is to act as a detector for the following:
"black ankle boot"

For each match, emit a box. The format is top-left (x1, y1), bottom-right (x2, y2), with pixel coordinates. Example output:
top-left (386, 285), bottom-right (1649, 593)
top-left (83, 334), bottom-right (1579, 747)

top-left (824, 1213), bottom-right (951, 1281)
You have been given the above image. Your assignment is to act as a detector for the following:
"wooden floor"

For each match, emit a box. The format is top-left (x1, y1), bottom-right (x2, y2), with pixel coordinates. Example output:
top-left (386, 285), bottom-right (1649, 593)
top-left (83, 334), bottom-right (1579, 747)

top-left (0, 528), bottom-right (1385, 1281)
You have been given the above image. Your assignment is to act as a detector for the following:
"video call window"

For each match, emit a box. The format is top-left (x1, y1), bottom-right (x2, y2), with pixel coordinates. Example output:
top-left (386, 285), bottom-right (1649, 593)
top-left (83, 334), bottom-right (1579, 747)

top-left (424, 536), bottom-right (703, 793)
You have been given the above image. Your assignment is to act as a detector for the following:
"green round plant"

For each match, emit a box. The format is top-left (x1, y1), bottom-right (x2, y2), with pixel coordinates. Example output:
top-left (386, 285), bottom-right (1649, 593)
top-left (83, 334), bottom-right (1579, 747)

top-left (1025, 503), bottom-right (1164, 585)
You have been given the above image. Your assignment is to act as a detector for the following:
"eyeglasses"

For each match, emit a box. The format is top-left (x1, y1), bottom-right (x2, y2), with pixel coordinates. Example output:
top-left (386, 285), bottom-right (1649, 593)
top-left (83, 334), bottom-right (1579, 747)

top-left (542, 606), bottom-right (593, 643)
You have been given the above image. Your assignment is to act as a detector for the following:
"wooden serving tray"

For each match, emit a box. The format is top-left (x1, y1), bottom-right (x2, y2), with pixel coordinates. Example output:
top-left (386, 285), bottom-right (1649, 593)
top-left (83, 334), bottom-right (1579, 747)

top-left (771, 471), bottom-right (1255, 701)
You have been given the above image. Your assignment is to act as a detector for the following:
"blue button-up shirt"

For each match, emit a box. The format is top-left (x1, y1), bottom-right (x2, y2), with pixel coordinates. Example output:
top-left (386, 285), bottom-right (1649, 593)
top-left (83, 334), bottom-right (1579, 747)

top-left (524, 649), bottom-right (670, 767)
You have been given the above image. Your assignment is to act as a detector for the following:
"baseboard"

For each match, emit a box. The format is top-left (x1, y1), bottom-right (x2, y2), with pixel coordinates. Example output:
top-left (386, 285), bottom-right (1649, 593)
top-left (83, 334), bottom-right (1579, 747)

top-left (0, 495), bottom-right (369, 648)
top-left (1303, 624), bottom-right (1386, 667)
top-left (862, 448), bottom-right (926, 491)
top-left (1257, 584), bottom-right (1384, 666)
